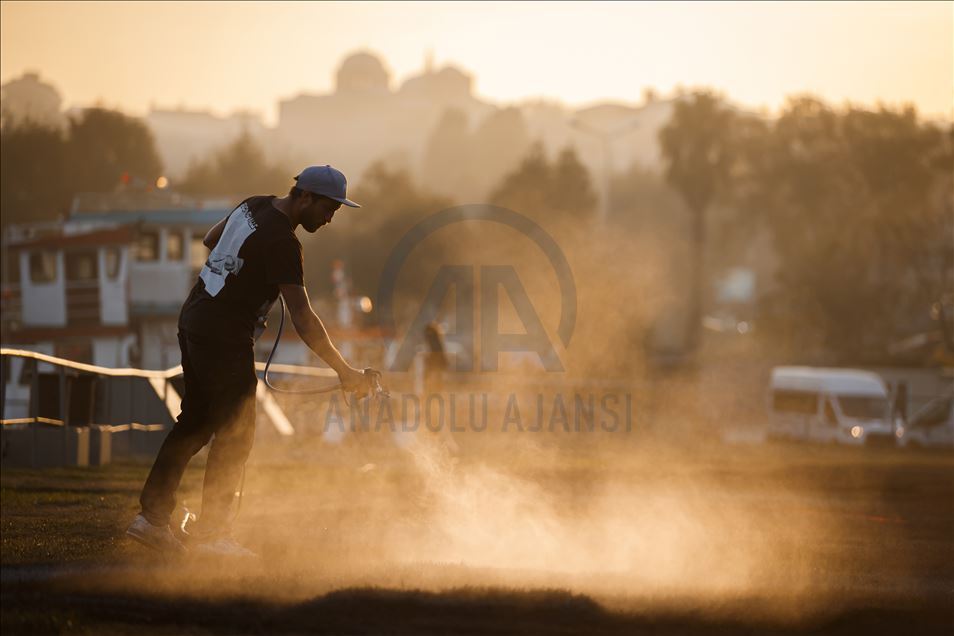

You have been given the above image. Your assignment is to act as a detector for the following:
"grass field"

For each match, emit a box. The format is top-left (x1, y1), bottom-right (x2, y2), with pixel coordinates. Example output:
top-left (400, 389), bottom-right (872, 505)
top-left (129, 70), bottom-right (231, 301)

top-left (2, 434), bottom-right (953, 635)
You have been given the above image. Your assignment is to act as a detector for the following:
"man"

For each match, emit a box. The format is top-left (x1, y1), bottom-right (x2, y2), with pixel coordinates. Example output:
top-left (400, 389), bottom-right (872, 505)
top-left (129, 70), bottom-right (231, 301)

top-left (127, 165), bottom-right (368, 557)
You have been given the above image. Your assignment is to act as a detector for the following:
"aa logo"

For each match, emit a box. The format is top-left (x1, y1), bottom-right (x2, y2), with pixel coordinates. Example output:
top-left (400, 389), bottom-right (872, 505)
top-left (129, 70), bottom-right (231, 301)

top-left (377, 205), bottom-right (576, 372)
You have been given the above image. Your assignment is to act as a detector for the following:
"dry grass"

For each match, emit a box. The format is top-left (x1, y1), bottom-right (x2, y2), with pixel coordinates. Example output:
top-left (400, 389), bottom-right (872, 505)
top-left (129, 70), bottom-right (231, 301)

top-left (2, 438), bottom-right (953, 635)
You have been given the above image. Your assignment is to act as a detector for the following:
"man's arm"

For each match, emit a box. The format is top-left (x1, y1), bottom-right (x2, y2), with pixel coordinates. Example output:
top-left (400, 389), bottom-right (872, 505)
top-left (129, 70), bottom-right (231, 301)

top-left (203, 214), bottom-right (230, 249)
top-left (278, 284), bottom-right (365, 389)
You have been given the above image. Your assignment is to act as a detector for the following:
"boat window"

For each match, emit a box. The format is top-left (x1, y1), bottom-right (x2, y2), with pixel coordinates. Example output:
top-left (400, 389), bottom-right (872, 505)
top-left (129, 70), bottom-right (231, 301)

top-left (29, 251), bottom-right (57, 283)
top-left (166, 231), bottom-right (184, 261)
top-left (104, 248), bottom-right (121, 280)
top-left (5, 251), bottom-right (21, 284)
top-left (190, 236), bottom-right (208, 273)
top-left (65, 251), bottom-right (98, 282)
top-left (135, 230), bottom-right (160, 262)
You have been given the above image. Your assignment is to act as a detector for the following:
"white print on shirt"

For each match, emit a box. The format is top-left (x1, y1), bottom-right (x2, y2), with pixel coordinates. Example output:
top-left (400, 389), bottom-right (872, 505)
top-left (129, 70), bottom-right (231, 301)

top-left (199, 202), bottom-right (258, 297)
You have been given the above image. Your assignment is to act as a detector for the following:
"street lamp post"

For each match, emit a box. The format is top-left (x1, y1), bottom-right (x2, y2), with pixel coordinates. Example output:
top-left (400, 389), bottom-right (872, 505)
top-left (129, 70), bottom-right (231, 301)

top-left (568, 117), bottom-right (640, 225)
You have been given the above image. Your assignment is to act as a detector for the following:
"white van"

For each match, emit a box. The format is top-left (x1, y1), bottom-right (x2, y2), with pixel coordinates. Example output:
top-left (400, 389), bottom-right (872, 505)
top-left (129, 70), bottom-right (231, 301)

top-left (767, 367), bottom-right (893, 446)
top-left (896, 392), bottom-right (954, 450)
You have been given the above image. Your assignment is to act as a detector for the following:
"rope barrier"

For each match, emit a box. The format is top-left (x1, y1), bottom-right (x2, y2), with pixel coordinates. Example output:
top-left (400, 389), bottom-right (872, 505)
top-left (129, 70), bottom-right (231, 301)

top-left (0, 419), bottom-right (167, 431)
top-left (0, 416), bottom-right (65, 427)
top-left (0, 347), bottom-right (317, 436)
top-left (0, 347), bottom-right (337, 379)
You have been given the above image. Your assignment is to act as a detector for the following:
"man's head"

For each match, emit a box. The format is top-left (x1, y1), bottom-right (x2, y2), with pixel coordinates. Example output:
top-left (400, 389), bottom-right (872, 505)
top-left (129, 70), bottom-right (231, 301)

top-left (289, 164), bottom-right (360, 233)
top-left (287, 187), bottom-right (343, 232)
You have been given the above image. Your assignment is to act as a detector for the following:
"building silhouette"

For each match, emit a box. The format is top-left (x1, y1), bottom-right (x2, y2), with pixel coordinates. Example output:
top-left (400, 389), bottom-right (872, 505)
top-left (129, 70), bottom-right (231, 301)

top-left (273, 50), bottom-right (495, 183)
top-left (0, 72), bottom-right (65, 129)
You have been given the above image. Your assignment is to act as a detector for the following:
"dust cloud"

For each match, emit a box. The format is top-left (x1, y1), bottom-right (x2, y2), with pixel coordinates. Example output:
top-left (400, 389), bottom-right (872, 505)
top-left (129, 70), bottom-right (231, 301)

top-left (80, 214), bottom-right (903, 624)
top-left (85, 418), bottom-right (886, 629)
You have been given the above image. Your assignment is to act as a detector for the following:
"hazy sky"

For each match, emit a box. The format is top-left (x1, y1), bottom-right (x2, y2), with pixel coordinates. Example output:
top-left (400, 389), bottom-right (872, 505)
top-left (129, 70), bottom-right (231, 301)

top-left (1, 1), bottom-right (951, 125)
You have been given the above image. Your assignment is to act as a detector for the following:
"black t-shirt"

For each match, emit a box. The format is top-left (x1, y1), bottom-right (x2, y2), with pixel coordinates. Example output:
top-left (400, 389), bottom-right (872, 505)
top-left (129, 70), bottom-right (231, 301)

top-left (179, 195), bottom-right (304, 343)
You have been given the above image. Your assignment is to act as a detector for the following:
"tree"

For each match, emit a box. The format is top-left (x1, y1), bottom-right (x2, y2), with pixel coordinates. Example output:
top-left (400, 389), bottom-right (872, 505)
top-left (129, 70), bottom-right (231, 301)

top-left (178, 131), bottom-right (289, 196)
top-left (420, 108), bottom-right (472, 201)
top-left (66, 108), bottom-right (163, 193)
top-left (301, 161), bottom-right (453, 317)
top-left (1, 107), bottom-right (164, 227)
top-left (490, 143), bottom-right (552, 216)
top-left (658, 91), bottom-right (738, 351)
top-left (0, 121), bottom-right (71, 227)
top-left (489, 144), bottom-right (596, 222)
top-left (470, 107), bottom-right (531, 200)
top-left (738, 98), bottom-right (952, 362)
top-left (419, 106), bottom-right (532, 204)
top-left (549, 147), bottom-right (598, 217)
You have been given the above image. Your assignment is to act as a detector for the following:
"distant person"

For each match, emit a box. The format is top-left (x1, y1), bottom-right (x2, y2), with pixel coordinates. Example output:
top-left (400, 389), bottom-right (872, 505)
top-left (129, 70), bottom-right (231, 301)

top-left (421, 321), bottom-right (459, 453)
top-left (423, 321), bottom-right (449, 395)
top-left (127, 165), bottom-right (372, 557)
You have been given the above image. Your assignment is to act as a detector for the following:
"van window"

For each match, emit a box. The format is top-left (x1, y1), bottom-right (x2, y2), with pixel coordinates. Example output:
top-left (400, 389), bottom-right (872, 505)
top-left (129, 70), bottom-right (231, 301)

top-left (839, 396), bottom-right (887, 420)
top-left (912, 398), bottom-right (952, 430)
top-left (772, 390), bottom-right (818, 415)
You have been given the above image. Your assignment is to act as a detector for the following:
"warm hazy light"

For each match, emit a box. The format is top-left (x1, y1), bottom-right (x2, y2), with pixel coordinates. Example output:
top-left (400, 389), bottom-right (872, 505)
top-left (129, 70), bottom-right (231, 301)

top-left (155, 176), bottom-right (169, 189)
top-left (1, 1), bottom-right (951, 124)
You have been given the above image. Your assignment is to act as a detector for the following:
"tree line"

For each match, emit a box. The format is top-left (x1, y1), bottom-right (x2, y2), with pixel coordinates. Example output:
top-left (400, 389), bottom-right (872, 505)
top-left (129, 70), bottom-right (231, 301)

top-left (657, 93), bottom-right (952, 364)
top-left (1, 108), bottom-right (163, 227)
top-left (2, 95), bottom-right (949, 366)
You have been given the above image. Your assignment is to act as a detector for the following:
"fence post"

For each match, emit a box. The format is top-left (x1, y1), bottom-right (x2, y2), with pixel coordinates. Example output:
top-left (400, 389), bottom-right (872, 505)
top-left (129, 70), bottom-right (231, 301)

top-left (30, 358), bottom-right (39, 468)
top-left (0, 354), bottom-right (7, 422)
top-left (59, 364), bottom-right (69, 465)
top-left (129, 376), bottom-right (135, 453)
top-left (103, 375), bottom-right (112, 425)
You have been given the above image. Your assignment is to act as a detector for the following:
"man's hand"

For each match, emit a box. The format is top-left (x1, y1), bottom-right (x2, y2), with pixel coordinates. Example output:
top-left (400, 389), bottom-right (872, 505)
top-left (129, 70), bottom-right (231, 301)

top-left (337, 366), bottom-right (367, 393)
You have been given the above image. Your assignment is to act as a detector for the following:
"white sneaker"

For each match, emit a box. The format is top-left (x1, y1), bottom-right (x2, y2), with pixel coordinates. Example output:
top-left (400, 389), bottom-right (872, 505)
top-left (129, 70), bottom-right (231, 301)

top-left (192, 535), bottom-right (258, 558)
top-left (126, 514), bottom-right (186, 554)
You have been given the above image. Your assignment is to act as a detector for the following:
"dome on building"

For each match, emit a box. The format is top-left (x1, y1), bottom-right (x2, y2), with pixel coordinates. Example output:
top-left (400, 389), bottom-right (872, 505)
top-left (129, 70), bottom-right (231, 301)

top-left (0, 71), bottom-right (64, 128)
top-left (335, 51), bottom-right (391, 94)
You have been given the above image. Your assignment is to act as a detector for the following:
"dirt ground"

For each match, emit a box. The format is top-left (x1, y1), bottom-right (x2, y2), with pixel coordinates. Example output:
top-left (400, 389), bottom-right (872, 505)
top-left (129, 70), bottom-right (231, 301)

top-left (2, 433), bottom-right (953, 635)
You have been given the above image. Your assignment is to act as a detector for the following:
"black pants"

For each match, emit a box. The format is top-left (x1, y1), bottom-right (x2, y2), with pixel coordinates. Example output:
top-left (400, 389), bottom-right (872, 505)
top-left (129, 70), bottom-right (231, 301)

top-left (140, 332), bottom-right (256, 530)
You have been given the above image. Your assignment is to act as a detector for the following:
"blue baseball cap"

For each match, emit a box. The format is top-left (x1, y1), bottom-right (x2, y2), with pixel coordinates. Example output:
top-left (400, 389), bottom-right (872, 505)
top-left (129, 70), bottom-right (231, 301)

top-left (294, 165), bottom-right (361, 208)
